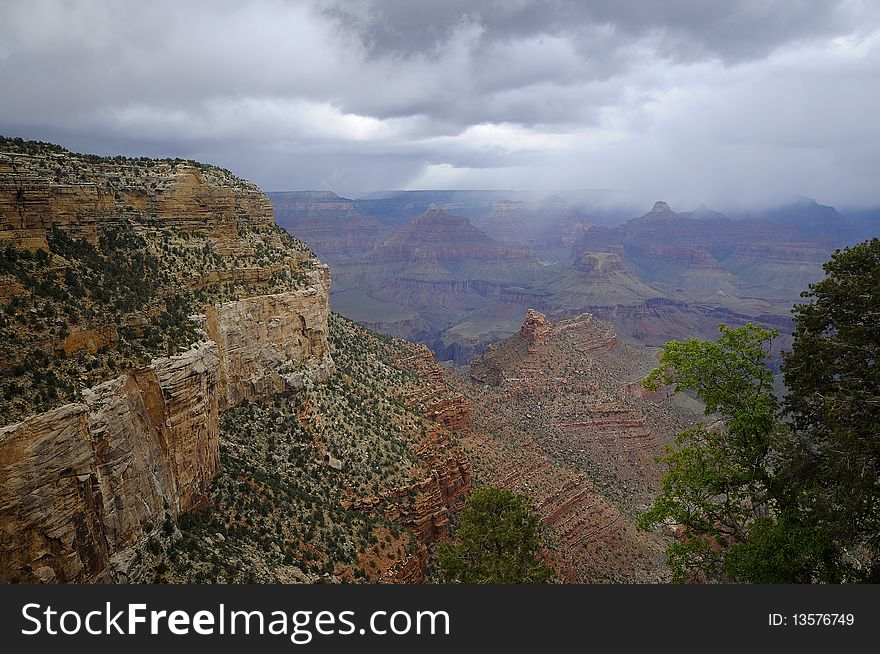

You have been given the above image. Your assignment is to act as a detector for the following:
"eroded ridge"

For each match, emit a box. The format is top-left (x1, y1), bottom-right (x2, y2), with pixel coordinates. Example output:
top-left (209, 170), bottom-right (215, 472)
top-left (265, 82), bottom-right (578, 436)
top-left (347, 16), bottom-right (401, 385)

top-left (453, 309), bottom-right (698, 581)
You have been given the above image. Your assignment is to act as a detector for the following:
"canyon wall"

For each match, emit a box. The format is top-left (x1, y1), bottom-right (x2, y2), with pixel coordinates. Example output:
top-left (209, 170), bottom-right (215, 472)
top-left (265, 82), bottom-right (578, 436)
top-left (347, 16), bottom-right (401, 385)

top-left (0, 342), bottom-right (220, 582)
top-left (205, 270), bottom-right (335, 409)
top-left (0, 275), bottom-right (337, 583)
top-left (0, 140), bottom-right (336, 582)
top-left (1, 140), bottom-right (472, 585)
top-left (0, 274), bottom-right (336, 583)
top-left (0, 145), bottom-right (275, 254)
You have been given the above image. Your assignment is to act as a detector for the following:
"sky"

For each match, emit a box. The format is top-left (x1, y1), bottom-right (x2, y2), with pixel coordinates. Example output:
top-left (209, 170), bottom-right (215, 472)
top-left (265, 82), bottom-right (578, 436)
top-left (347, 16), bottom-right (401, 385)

top-left (1, 0), bottom-right (879, 209)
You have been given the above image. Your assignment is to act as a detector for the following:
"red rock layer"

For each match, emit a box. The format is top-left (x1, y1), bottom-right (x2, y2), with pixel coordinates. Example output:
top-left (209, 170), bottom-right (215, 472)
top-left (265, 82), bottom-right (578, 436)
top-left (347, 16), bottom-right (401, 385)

top-left (455, 309), bottom-right (699, 581)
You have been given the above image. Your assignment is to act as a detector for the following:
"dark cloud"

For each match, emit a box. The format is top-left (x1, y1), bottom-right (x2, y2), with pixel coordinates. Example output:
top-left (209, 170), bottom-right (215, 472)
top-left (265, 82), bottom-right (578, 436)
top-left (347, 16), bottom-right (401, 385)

top-left (321, 0), bottom-right (865, 62)
top-left (1, 0), bottom-right (878, 208)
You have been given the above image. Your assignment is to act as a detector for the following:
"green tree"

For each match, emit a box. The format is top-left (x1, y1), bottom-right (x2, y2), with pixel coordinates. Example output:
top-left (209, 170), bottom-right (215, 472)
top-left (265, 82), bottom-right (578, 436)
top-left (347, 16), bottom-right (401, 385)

top-left (637, 323), bottom-right (790, 582)
top-left (639, 240), bottom-right (880, 583)
top-left (781, 238), bottom-right (880, 581)
top-left (437, 486), bottom-right (554, 584)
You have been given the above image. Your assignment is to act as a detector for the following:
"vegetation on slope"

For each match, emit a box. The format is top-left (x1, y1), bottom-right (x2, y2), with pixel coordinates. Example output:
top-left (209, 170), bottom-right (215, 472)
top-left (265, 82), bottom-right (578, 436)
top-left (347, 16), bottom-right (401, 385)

top-left (144, 314), bottom-right (443, 583)
top-left (0, 222), bottom-right (314, 424)
top-left (0, 227), bottom-right (200, 420)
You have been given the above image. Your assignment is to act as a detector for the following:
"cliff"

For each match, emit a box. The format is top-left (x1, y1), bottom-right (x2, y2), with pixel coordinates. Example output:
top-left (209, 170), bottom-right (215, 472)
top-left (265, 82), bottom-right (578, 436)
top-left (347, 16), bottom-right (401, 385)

top-left (0, 342), bottom-right (220, 582)
top-left (206, 283), bottom-right (334, 409)
top-left (341, 343), bottom-right (472, 544)
top-left (0, 137), bottom-right (334, 583)
top-left (1, 139), bottom-right (275, 254)
top-left (1, 137), bottom-right (477, 586)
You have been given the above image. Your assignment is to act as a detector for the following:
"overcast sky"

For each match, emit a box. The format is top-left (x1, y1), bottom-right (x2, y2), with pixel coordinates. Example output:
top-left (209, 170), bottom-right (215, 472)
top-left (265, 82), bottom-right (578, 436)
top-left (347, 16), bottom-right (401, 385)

top-left (1, 0), bottom-right (879, 209)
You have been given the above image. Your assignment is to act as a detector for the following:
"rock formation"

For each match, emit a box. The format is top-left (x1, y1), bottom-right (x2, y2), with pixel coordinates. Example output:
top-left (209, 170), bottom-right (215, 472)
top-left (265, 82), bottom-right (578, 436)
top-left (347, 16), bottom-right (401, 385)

top-left (0, 138), bottom-right (335, 583)
top-left (519, 308), bottom-right (552, 346)
top-left (571, 199), bottom-right (827, 303)
top-left (342, 344), bottom-right (473, 544)
top-left (0, 342), bottom-right (220, 582)
top-left (459, 309), bottom-right (699, 581)
top-left (205, 284), bottom-right (335, 408)
top-left (0, 144), bottom-right (274, 254)
top-left (141, 313), bottom-right (473, 585)
top-left (369, 203), bottom-right (537, 266)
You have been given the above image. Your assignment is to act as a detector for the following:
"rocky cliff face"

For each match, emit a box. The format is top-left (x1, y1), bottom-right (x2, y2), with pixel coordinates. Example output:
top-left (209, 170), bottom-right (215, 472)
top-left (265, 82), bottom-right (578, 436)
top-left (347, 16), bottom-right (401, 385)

top-left (136, 314), bottom-right (472, 584)
top-left (342, 343), bottom-right (473, 548)
top-left (1, 142), bottom-right (274, 254)
top-left (0, 138), bottom-right (334, 583)
top-left (206, 283), bottom-right (335, 409)
top-left (0, 342), bottom-right (220, 582)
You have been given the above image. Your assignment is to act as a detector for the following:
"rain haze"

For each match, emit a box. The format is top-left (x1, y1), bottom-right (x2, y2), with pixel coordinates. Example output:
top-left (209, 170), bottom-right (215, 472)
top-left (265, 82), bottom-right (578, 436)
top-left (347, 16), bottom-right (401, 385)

top-left (1, 0), bottom-right (879, 210)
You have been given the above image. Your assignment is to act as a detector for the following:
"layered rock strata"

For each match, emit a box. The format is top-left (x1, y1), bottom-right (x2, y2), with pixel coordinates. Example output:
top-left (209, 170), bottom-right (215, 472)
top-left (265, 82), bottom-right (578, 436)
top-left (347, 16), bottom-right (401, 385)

top-left (0, 139), bottom-right (335, 583)
top-left (268, 191), bottom-right (387, 263)
top-left (0, 279), bottom-right (335, 583)
top-left (457, 309), bottom-right (698, 580)
top-left (0, 343), bottom-right (220, 582)
top-left (342, 345), bottom-right (473, 545)
top-left (205, 275), bottom-right (335, 409)
top-left (0, 144), bottom-right (274, 253)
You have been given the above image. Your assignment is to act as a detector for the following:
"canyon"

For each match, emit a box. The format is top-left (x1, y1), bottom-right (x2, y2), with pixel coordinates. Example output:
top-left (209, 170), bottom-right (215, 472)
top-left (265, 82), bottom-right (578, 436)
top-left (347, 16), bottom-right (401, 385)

top-left (0, 139), bottom-right (470, 583)
top-left (0, 138), bottom-right (689, 584)
top-left (2, 136), bottom-right (872, 585)
top-left (274, 190), bottom-right (858, 366)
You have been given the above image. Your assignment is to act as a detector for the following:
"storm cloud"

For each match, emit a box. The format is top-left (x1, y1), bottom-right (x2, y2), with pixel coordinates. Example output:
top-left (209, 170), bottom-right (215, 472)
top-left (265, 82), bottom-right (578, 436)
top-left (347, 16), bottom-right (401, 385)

top-left (1, 0), bottom-right (878, 209)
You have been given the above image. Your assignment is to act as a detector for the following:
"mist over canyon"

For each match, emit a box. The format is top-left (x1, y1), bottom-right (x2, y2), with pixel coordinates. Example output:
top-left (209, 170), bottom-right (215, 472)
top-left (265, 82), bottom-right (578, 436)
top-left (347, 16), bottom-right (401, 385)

top-left (270, 189), bottom-right (875, 366)
top-left (1, 134), bottom-right (876, 584)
